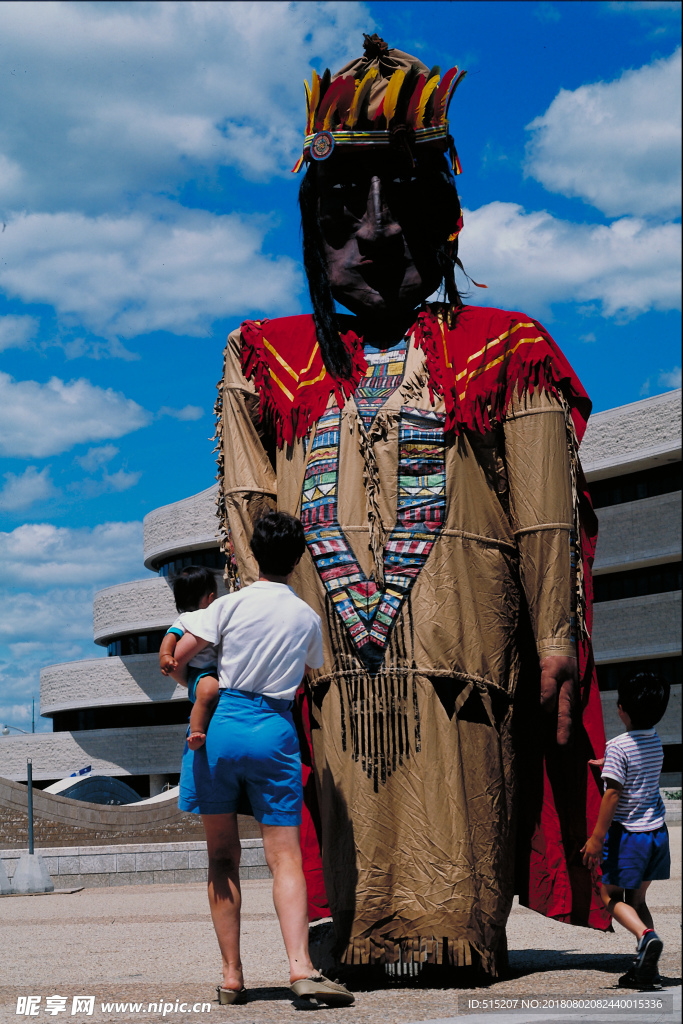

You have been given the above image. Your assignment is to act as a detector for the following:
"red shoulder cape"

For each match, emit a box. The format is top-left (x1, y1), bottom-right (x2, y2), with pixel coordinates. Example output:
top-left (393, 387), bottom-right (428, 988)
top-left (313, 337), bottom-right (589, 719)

top-left (240, 306), bottom-right (609, 932)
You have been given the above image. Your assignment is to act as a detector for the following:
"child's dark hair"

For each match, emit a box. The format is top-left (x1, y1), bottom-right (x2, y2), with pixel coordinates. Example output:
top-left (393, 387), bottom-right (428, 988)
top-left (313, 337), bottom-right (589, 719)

top-left (171, 565), bottom-right (216, 613)
top-left (250, 511), bottom-right (306, 578)
top-left (618, 671), bottom-right (670, 730)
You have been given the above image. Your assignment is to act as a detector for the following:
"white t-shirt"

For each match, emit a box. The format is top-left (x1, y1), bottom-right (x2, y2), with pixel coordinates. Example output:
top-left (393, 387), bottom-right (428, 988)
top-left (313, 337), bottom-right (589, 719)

top-left (167, 613), bottom-right (218, 669)
top-left (188, 581), bottom-right (324, 701)
top-left (602, 729), bottom-right (665, 831)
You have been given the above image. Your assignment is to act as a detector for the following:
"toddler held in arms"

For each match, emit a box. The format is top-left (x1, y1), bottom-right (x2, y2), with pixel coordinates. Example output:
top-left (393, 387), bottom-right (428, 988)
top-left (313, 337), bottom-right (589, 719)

top-left (159, 565), bottom-right (220, 750)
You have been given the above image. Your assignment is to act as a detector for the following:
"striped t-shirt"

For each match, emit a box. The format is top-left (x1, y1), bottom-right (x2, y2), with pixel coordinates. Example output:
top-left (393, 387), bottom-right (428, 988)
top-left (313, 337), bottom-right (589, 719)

top-left (602, 729), bottom-right (665, 831)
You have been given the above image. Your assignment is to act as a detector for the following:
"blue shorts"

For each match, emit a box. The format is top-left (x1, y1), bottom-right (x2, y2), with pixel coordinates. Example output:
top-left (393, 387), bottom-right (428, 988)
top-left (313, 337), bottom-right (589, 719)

top-left (178, 688), bottom-right (302, 825)
top-left (601, 822), bottom-right (671, 889)
top-left (186, 665), bottom-right (218, 704)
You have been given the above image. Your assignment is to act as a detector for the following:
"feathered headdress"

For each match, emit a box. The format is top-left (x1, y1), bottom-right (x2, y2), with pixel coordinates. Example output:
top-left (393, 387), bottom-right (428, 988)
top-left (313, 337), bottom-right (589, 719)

top-left (293, 34), bottom-right (466, 173)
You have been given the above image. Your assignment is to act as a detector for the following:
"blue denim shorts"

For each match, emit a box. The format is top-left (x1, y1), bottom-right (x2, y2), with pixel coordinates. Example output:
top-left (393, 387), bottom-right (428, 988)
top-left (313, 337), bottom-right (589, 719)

top-left (178, 688), bottom-right (302, 825)
top-left (601, 822), bottom-right (671, 889)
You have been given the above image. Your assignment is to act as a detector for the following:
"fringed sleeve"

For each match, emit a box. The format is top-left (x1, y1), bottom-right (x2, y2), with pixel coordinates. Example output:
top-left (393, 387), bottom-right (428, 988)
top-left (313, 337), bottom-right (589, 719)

top-left (503, 388), bottom-right (576, 660)
top-left (216, 328), bottom-right (277, 589)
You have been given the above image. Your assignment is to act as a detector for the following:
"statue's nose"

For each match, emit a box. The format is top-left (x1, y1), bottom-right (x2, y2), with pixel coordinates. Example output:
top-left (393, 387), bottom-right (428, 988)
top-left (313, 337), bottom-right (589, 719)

top-left (355, 176), bottom-right (402, 246)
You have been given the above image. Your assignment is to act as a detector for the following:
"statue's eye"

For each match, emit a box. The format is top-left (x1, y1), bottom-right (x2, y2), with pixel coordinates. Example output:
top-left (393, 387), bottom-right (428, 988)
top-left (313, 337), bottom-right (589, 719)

top-left (391, 175), bottom-right (417, 185)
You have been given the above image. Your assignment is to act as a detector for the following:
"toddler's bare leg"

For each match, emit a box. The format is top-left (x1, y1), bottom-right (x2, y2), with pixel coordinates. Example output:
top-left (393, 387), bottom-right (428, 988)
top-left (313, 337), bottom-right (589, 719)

top-left (188, 676), bottom-right (219, 750)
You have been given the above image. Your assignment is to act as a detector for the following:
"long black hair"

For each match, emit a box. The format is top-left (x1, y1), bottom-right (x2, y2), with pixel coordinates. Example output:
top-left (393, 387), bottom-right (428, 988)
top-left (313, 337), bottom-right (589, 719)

top-left (298, 153), bottom-right (463, 381)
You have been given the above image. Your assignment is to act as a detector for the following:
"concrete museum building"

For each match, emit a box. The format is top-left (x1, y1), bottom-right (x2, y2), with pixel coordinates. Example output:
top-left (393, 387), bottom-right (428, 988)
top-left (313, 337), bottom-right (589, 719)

top-left (0, 389), bottom-right (680, 794)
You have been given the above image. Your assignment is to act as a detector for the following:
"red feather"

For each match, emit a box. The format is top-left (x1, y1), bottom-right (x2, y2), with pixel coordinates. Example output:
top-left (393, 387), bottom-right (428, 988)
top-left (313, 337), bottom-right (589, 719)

top-left (315, 76), bottom-right (356, 131)
top-left (405, 74), bottom-right (427, 128)
top-left (432, 66), bottom-right (459, 123)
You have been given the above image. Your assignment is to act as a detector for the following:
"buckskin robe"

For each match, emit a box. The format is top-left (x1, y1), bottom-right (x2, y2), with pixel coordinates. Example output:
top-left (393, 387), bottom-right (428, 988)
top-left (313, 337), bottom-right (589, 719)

top-left (215, 303), bottom-right (610, 974)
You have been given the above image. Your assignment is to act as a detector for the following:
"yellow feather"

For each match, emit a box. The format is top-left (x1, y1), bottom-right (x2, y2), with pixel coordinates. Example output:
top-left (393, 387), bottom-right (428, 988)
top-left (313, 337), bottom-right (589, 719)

top-left (414, 74), bottom-right (440, 130)
top-left (382, 69), bottom-right (405, 127)
top-left (304, 79), bottom-right (311, 129)
top-left (308, 71), bottom-right (320, 135)
top-left (345, 67), bottom-right (378, 129)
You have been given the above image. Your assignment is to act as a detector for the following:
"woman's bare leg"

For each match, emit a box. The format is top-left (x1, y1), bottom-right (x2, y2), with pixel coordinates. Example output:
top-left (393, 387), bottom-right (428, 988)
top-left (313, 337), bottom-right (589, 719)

top-left (261, 823), bottom-right (316, 983)
top-left (202, 814), bottom-right (244, 991)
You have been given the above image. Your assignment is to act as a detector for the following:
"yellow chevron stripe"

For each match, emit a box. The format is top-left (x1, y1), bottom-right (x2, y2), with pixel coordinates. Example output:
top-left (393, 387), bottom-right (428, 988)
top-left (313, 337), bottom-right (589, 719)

top-left (454, 322), bottom-right (535, 382)
top-left (269, 368), bottom-right (295, 402)
top-left (301, 340), bottom-right (321, 377)
top-left (263, 335), bottom-right (298, 382)
top-left (298, 366), bottom-right (328, 388)
top-left (457, 336), bottom-right (543, 400)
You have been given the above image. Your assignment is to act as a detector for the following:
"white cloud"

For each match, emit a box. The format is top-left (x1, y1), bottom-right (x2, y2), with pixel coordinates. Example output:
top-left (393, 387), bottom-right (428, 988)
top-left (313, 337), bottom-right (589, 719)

top-left (606, 2), bottom-right (681, 13)
top-left (0, 589), bottom-right (94, 642)
top-left (659, 366), bottom-right (682, 389)
top-left (0, 314), bottom-right (38, 351)
top-left (0, 372), bottom-right (151, 457)
top-left (579, 333), bottom-right (597, 344)
top-left (0, 466), bottom-right (57, 511)
top-left (75, 444), bottom-right (119, 472)
top-left (0, 207), bottom-right (302, 339)
top-left (460, 202), bottom-right (681, 319)
top-left (0, 0), bottom-right (371, 211)
top-left (525, 49), bottom-right (681, 218)
top-left (75, 469), bottom-right (142, 498)
top-left (0, 521), bottom-right (147, 587)
top-left (159, 405), bottom-right (204, 421)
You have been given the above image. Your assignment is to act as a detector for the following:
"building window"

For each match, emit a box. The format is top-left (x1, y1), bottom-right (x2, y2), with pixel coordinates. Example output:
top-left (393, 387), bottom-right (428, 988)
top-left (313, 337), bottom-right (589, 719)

top-left (593, 561), bottom-right (682, 603)
top-left (156, 547), bottom-right (225, 577)
top-left (597, 656), bottom-right (682, 692)
top-left (107, 630), bottom-right (169, 657)
top-left (589, 462), bottom-right (681, 509)
top-left (52, 701), bottom-right (191, 732)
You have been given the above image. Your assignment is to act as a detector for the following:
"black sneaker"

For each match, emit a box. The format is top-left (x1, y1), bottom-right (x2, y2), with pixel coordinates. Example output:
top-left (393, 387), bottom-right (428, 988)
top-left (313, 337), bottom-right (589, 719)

top-left (634, 931), bottom-right (664, 987)
top-left (619, 965), bottom-right (662, 989)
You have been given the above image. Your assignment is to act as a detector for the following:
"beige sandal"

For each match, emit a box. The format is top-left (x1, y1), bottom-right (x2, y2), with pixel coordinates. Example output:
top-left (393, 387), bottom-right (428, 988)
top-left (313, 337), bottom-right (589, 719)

top-left (216, 986), bottom-right (248, 1005)
top-left (290, 973), bottom-right (354, 1006)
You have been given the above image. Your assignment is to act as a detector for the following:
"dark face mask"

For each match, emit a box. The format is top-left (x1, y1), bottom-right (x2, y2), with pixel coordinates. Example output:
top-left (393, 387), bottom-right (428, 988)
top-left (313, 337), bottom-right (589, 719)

top-left (315, 148), bottom-right (461, 328)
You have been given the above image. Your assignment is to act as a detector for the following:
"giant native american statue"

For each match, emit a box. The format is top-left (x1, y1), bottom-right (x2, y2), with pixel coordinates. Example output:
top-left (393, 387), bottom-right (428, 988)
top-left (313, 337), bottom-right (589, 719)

top-left (215, 35), bottom-right (610, 976)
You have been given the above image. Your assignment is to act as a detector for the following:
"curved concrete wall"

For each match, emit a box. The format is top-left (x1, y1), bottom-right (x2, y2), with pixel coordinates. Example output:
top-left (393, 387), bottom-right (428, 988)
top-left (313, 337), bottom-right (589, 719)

top-left (0, 724), bottom-right (188, 781)
top-left (143, 485), bottom-right (219, 569)
top-left (93, 571), bottom-right (228, 645)
top-left (0, 776), bottom-right (191, 828)
top-left (40, 655), bottom-right (189, 716)
top-left (592, 591), bottom-right (682, 663)
top-left (92, 576), bottom-right (177, 645)
top-left (594, 492), bottom-right (682, 573)
top-left (582, 389), bottom-right (681, 480)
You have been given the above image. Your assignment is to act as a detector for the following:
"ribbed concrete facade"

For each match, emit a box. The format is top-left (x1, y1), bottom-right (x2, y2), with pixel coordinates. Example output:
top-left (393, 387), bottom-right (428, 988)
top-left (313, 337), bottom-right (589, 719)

top-left (0, 391), bottom-right (680, 789)
top-left (583, 388), bottom-right (681, 783)
top-left (143, 485), bottom-right (219, 570)
top-left (41, 655), bottom-right (188, 716)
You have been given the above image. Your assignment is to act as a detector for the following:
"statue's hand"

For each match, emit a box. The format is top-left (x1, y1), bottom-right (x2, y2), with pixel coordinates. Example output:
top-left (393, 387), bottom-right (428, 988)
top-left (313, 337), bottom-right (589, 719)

top-left (540, 655), bottom-right (579, 746)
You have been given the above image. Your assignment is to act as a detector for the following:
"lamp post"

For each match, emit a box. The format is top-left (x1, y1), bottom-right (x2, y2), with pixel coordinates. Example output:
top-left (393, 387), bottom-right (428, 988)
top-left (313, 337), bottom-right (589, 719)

top-left (1, 724), bottom-right (30, 735)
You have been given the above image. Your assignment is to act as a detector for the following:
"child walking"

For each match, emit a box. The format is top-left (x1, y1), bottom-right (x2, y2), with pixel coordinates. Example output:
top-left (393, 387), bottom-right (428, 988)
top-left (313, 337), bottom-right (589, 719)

top-left (158, 565), bottom-right (220, 750)
top-left (582, 671), bottom-right (671, 989)
top-left (174, 512), bottom-right (354, 1008)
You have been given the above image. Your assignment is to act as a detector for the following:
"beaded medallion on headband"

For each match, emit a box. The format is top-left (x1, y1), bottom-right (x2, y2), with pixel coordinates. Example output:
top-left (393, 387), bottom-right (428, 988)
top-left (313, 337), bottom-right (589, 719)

top-left (292, 34), bottom-right (466, 173)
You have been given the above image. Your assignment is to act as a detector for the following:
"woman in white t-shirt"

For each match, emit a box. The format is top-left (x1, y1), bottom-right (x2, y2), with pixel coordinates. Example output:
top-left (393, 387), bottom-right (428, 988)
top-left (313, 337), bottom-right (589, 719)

top-left (174, 512), bottom-right (353, 1008)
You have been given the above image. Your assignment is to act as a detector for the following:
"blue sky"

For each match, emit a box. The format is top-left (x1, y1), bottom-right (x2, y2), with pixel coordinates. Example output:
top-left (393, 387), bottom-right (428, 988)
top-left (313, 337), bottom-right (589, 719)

top-left (0, 1), bottom-right (680, 732)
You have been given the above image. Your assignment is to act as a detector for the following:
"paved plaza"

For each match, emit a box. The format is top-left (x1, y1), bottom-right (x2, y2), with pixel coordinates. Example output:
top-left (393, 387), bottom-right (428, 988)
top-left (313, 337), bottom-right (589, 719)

top-left (1, 827), bottom-right (679, 1024)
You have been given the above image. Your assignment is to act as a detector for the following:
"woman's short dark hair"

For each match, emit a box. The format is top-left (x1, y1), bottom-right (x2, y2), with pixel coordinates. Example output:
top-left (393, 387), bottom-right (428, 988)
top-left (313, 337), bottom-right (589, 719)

top-left (617, 671), bottom-right (670, 730)
top-left (250, 511), bottom-right (306, 577)
top-left (171, 565), bottom-right (216, 613)
top-left (299, 149), bottom-right (463, 381)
